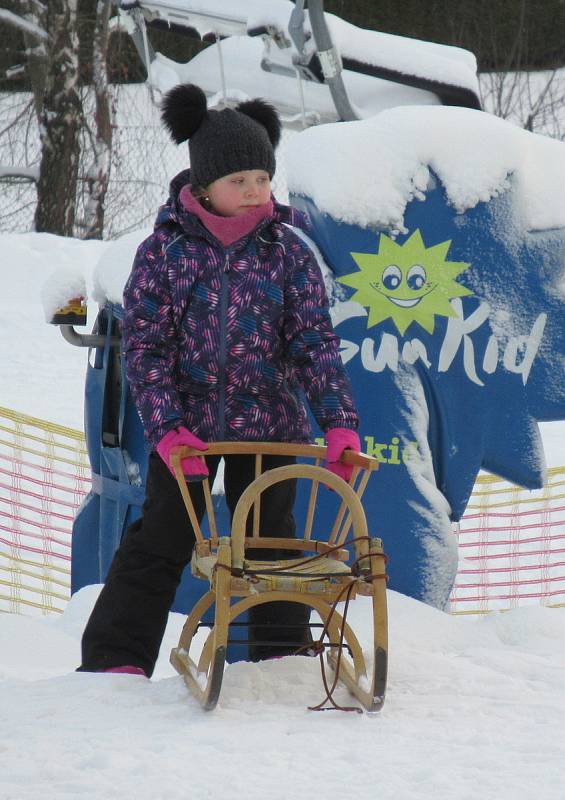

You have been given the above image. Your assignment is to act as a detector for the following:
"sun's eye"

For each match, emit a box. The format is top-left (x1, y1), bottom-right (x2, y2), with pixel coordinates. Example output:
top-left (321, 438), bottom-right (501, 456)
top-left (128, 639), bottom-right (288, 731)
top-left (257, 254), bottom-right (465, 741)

top-left (382, 265), bottom-right (402, 291)
top-left (406, 264), bottom-right (426, 291)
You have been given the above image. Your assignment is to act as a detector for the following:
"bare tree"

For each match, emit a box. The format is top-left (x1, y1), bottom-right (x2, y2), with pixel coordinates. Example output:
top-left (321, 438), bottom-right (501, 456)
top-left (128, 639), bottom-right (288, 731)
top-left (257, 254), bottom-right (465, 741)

top-left (480, 68), bottom-right (565, 139)
top-left (80, 0), bottom-right (114, 239)
top-left (1, 1), bottom-right (82, 234)
top-left (34, 1), bottom-right (82, 235)
top-left (468, 0), bottom-right (565, 139)
top-left (1, 0), bottom-right (116, 237)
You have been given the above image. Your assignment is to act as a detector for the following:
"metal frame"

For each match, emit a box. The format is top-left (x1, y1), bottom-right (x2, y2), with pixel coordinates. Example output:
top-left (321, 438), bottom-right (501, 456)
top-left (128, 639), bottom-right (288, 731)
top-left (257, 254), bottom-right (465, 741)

top-left (114, 0), bottom-right (481, 121)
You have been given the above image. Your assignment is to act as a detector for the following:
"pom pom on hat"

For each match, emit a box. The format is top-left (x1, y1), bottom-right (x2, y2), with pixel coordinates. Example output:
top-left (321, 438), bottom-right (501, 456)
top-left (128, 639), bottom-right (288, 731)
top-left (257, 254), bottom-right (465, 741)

top-left (161, 83), bottom-right (208, 145)
top-left (237, 98), bottom-right (281, 149)
top-left (160, 83), bottom-right (280, 188)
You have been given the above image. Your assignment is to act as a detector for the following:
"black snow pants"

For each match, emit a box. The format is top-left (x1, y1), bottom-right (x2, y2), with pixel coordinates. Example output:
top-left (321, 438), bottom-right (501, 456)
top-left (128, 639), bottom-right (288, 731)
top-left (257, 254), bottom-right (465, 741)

top-left (79, 451), bottom-right (311, 677)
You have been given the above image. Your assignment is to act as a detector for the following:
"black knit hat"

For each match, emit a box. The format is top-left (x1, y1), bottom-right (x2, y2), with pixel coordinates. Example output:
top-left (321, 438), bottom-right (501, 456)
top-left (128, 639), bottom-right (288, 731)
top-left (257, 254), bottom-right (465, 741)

top-left (161, 84), bottom-right (281, 188)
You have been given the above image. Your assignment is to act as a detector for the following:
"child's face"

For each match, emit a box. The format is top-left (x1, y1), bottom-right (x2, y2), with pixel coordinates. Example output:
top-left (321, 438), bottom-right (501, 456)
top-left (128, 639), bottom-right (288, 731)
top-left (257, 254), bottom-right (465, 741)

top-left (206, 169), bottom-right (271, 217)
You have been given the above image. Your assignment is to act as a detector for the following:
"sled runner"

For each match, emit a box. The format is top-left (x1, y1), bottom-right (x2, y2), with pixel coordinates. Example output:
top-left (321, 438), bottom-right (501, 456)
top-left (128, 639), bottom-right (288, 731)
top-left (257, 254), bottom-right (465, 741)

top-left (169, 442), bottom-right (387, 712)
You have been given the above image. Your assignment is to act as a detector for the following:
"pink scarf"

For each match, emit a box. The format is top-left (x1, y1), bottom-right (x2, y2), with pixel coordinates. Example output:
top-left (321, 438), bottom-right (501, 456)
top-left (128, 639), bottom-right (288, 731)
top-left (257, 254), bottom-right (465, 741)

top-left (180, 185), bottom-right (274, 246)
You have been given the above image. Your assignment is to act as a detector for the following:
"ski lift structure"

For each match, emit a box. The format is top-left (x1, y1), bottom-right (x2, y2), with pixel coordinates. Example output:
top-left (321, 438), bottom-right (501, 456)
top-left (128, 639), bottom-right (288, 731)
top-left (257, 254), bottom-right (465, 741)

top-left (60, 1), bottom-right (485, 660)
top-left (115, 0), bottom-right (481, 127)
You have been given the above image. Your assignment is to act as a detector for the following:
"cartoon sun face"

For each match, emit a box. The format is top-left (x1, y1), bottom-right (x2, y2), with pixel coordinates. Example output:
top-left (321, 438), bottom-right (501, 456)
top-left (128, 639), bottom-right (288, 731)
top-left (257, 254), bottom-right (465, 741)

top-left (338, 229), bottom-right (472, 335)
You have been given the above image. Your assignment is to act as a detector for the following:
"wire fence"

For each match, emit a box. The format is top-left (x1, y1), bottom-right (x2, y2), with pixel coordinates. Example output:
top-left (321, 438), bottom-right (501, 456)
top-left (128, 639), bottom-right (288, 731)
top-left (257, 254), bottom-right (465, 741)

top-left (1, 405), bottom-right (564, 618)
top-left (0, 85), bottom-right (293, 240)
top-left (2, 63), bottom-right (565, 238)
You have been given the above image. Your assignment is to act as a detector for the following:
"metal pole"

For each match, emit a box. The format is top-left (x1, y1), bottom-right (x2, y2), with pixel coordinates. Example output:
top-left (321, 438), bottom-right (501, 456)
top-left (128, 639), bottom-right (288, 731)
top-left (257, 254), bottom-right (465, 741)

top-left (59, 326), bottom-right (120, 348)
top-left (307, 0), bottom-right (358, 121)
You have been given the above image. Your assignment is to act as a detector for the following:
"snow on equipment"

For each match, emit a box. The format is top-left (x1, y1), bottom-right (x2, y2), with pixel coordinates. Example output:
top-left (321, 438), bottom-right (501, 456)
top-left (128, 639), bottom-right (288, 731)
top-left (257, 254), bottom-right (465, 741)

top-left (115, 0), bottom-right (481, 121)
top-left (285, 105), bottom-right (565, 608)
top-left (168, 441), bottom-right (385, 712)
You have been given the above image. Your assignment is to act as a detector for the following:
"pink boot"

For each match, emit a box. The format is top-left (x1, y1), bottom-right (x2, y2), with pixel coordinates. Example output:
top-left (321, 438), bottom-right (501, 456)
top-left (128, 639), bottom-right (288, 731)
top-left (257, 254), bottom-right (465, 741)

top-left (102, 665), bottom-right (147, 677)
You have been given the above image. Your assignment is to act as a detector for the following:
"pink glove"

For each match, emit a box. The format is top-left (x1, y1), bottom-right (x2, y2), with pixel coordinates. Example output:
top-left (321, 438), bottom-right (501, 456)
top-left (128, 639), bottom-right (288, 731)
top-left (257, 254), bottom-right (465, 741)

top-left (325, 428), bottom-right (361, 482)
top-left (156, 427), bottom-right (209, 482)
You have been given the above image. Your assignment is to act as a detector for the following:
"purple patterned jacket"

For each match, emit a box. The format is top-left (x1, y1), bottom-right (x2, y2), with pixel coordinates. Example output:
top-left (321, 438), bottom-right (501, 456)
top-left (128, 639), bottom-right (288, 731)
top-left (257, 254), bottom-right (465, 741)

top-left (123, 170), bottom-right (359, 448)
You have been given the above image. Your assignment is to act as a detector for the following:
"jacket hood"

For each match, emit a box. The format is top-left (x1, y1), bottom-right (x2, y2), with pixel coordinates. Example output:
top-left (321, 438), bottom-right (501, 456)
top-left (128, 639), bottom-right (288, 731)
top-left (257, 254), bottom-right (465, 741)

top-left (154, 168), bottom-right (312, 239)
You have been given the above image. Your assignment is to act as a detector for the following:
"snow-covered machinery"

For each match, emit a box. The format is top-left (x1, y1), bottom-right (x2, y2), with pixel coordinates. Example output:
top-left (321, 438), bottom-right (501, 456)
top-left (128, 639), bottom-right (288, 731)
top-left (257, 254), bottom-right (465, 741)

top-left (116, 0), bottom-right (481, 122)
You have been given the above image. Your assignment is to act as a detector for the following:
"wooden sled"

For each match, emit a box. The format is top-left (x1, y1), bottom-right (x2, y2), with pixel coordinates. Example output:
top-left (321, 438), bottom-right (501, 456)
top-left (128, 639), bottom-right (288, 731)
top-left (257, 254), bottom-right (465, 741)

top-left (169, 442), bottom-right (387, 712)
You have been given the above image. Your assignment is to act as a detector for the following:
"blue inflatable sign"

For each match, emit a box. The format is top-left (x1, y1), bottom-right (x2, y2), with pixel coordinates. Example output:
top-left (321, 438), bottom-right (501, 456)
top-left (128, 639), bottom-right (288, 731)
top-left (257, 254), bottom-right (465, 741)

top-left (291, 170), bottom-right (565, 607)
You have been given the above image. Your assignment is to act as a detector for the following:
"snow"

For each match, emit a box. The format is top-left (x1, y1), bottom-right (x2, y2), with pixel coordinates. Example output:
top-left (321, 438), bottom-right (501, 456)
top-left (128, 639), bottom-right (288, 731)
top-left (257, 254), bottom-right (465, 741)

top-left (0, 165), bottom-right (39, 180)
top-left (325, 12), bottom-right (478, 91)
top-left (40, 265), bottom-right (88, 322)
top-left (286, 105), bottom-right (565, 232)
top-left (134, 0), bottom-right (480, 125)
top-left (1, 215), bottom-right (565, 800)
top-left (122, 0), bottom-right (296, 35)
top-left (93, 228), bottom-right (151, 307)
top-left (1, 584), bottom-right (565, 799)
top-left (0, 232), bottom-right (107, 427)
top-left (1, 9), bottom-right (564, 791)
top-left (396, 366), bottom-right (458, 607)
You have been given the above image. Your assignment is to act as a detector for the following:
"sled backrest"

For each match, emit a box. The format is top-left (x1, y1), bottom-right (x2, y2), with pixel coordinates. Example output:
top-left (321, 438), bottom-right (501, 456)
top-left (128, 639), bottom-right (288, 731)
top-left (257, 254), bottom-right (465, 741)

top-left (170, 441), bottom-right (378, 560)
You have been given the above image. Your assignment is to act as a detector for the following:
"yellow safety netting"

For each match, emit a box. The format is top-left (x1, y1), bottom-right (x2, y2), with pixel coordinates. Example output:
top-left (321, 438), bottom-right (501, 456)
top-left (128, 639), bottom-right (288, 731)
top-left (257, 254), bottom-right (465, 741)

top-left (450, 467), bottom-right (565, 614)
top-left (0, 406), bottom-right (89, 615)
top-left (0, 405), bottom-right (563, 616)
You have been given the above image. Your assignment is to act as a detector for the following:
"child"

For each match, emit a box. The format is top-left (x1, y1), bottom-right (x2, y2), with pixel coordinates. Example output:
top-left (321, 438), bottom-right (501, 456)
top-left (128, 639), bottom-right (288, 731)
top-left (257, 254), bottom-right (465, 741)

top-left (78, 84), bottom-right (360, 677)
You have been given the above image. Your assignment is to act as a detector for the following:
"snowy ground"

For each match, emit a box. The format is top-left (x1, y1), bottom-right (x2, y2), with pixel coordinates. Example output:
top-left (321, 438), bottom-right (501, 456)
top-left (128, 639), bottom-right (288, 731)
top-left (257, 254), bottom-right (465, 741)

top-left (3, 586), bottom-right (565, 800)
top-left (1, 231), bottom-right (565, 799)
